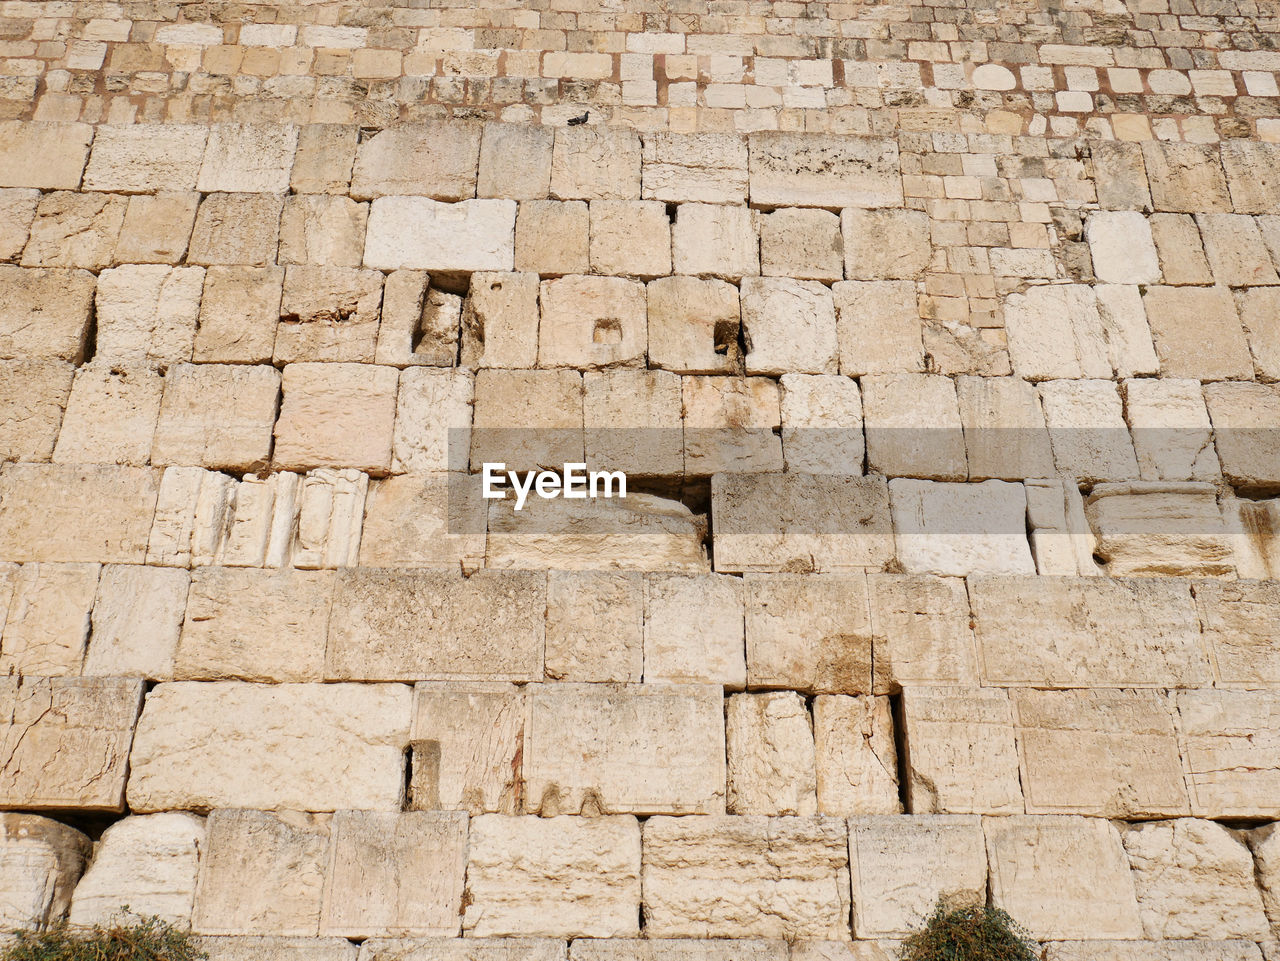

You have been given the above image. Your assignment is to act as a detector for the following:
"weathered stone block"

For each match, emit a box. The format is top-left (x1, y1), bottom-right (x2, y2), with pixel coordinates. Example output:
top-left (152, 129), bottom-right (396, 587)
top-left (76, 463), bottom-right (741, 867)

top-left (1085, 211), bottom-right (1161, 284)
top-left (152, 364), bottom-right (279, 470)
top-left (1044, 942), bottom-right (1261, 961)
top-left (22, 192), bottom-right (127, 270)
top-left (889, 479), bottom-right (1034, 576)
top-left (0, 361), bottom-right (73, 462)
top-left (572, 942), bottom-right (782, 961)
top-left (198, 124), bottom-right (298, 194)
top-left (1241, 286), bottom-right (1280, 381)
top-left (683, 377), bottom-right (782, 475)
top-left (643, 573), bottom-right (745, 688)
top-left (0, 563), bottom-right (97, 676)
top-left (1092, 141), bottom-right (1152, 211)
top-left (514, 201), bottom-right (589, 276)
top-left (868, 573), bottom-right (977, 689)
top-left (1205, 382), bottom-right (1280, 490)
top-left (115, 192), bottom-right (200, 264)
top-left (956, 375), bottom-right (1055, 481)
top-left (1197, 213), bottom-right (1280, 287)
top-left (84, 564), bottom-right (188, 680)
top-left (460, 272), bottom-right (539, 369)
top-left (1221, 141), bottom-right (1280, 215)
top-left (1085, 482), bottom-right (1233, 577)
top-left (589, 200), bottom-right (671, 279)
top-left (351, 124), bottom-right (481, 201)
top-left (0, 267), bottom-right (95, 362)
top-left (1196, 581), bottom-right (1280, 688)
top-left (813, 696), bottom-right (900, 816)
top-left (550, 128), bottom-right (641, 201)
top-left (274, 362), bottom-right (398, 474)
top-left (545, 571), bottom-right (643, 683)
top-left (357, 473), bottom-right (484, 572)
top-left (193, 266), bottom-right (283, 364)
top-left (646, 277), bottom-right (740, 375)
top-left (760, 208), bottom-right (843, 282)
top-left (862, 374), bottom-right (966, 481)
top-left (741, 278), bottom-right (838, 376)
top-left (841, 209), bottom-right (930, 280)
top-left (671, 204), bottom-right (759, 281)
top-left (275, 265), bottom-right (383, 363)
top-left (1141, 142), bottom-right (1232, 213)
top-left (749, 134), bottom-right (901, 208)
top-left (1040, 379), bottom-right (1140, 483)
top-left (0, 122), bottom-right (92, 190)
top-left (1178, 689), bottom-right (1280, 818)
top-left (779, 374), bottom-right (863, 475)
top-left (1004, 284), bottom-right (1110, 381)
top-left (206, 940), bottom-right (357, 961)
top-left (1151, 212), bottom-right (1214, 285)
top-left (727, 692), bottom-right (817, 816)
top-left (537, 275), bottom-right (647, 370)
top-left (93, 264), bottom-right (203, 371)
top-left (0, 188), bottom-right (38, 261)
top-left (359, 940), bottom-right (560, 961)
top-left (83, 125), bottom-right (208, 193)
top-left (187, 193), bottom-right (283, 267)
top-left (833, 280), bottom-right (924, 376)
top-left (375, 271), bottom-right (458, 369)
top-left (583, 370), bottom-right (683, 478)
top-left (364, 197), bottom-right (515, 275)
top-left (291, 124), bottom-right (357, 195)
top-left (1143, 285), bottom-right (1252, 381)
top-left (642, 133), bottom-right (748, 204)
top-left (278, 195), bottom-right (367, 267)
top-left (1124, 379), bottom-right (1220, 482)
top-left (470, 369), bottom-right (584, 473)
top-left (478, 124), bottom-right (553, 201)
top-left (0, 814), bottom-right (90, 930)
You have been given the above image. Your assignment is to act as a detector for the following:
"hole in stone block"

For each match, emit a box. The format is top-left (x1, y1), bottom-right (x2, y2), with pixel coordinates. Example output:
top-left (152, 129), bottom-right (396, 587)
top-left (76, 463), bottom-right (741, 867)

top-left (593, 317), bottom-right (623, 344)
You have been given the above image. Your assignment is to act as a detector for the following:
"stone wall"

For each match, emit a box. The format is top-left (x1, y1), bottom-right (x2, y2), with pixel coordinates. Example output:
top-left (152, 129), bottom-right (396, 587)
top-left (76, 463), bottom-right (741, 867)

top-left (2, 0), bottom-right (1280, 956)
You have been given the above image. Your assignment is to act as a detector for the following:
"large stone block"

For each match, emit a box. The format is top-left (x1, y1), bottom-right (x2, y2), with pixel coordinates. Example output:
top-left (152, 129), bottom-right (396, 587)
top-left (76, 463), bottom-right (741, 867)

top-left (641, 133), bottom-right (748, 204)
top-left (1240, 286), bottom-right (1280, 381)
top-left (1040, 378), bottom-right (1140, 483)
top-left (364, 198), bottom-right (515, 275)
top-left (1143, 286), bottom-right (1253, 381)
top-left (0, 361), bottom-right (73, 463)
top-left (683, 376), bottom-right (782, 475)
top-left (114, 192), bottom-right (200, 265)
top-left (376, 271), bottom-right (459, 369)
top-left (478, 123), bottom-right (553, 201)
top-left (193, 266), bottom-right (283, 364)
top-left (464, 815), bottom-right (641, 938)
top-left (0, 562), bottom-right (99, 676)
top-left (83, 125), bottom-right (208, 193)
top-left (84, 564), bottom-right (188, 679)
top-left (643, 573), bottom-right (745, 688)
top-left (748, 134), bottom-right (901, 208)
top-left (360, 942), bottom-right (561, 961)
top-left (671, 204), bottom-right (759, 281)
top-left (1003, 284), bottom-right (1110, 381)
top-left (537, 275), bottom-right (647, 370)
top-left (351, 124), bottom-right (481, 201)
top-left (970, 576), bottom-right (1209, 688)
top-left (583, 370), bottom-right (683, 478)
top-left (276, 265), bottom-right (383, 363)
top-left (357, 474), bottom-right (485, 572)
top-left (0, 677), bottom-right (143, 811)
top-left (1196, 581), bottom-right (1280, 688)
top-left (1092, 141), bottom-right (1152, 211)
top-left (1221, 141), bottom-right (1280, 215)
top-left (197, 124), bottom-right (298, 194)
top-left (1178, 689), bottom-right (1280, 818)
top-left (392, 369), bottom-right (473, 471)
top-left (291, 124), bottom-right (358, 196)
top-left (589, 200), bottom-right (671, 279)
top-left (889, 479), bottom-right (1035, 576)
top-left (727, 692), bottom-right (817, 816)
top-left (813, 695), bottom-right (900, 816)
top-left (1141, 142), bottom-right (1232, 213)
top-left (862, 374), bottom-right (966, 481)
top-left (956, 375), bottom-right (1055, 481)
top-left (1123, 379), bottom-right (1220, 482)
top-left (127, 682), bottom-right (411, 812)
top-left (779, 373), bottom-right (863, 475)
top-left (523, 683), bottom-right (725, 816)
top-left (52, 365), bottom-right (163, 466)
top-left (0, 122), bottom-right (93, 190)
top-left (187, 193), bottom-right (283, 267)
top-left (459, 272), bottom-right (539, 369)
top-left (1085, 482), bottom-right (1233, 577)
top-left (470, 368), bottom-right (583, 473)
top-left (1197, 213), bottom-right (1279, 287)
top-left (273, 362), bottom-right (398, 474)
top-left (1044, 942), bottom-right (1262, 961)
top-left (93, 264), bottom-right (204, 371)
top-left (642, 816), bottom-right (851, 940)
top-left (572, 942), bottom-right (783, 961)
top-left (841, 208), bottom-right (930, 281)
top-left (0, 188), bottom-right (39, 260)
top-left (327, 570), bottom-right (544, 682)
top-left (0, 267), bottom-right (96, 362)
top-left (152, 364), bottom-right (279, 470)
top-left (22, 192), bottom-right (127, 270)
top-left (550, 128), bottom-right (641, 201)
top-left (868, 573), bottom-right (977, 689)
top-left (514, 200), bottom-right (589, 276)
top-left (1085, 211), bottom-right (1161, 284)
top-left (0, 814), bottom-right (91, 930)
top-left (545, 571), bottom-right (643, 683)
top-left (205, 939), bottom-right (358, 961)
top-left (1204, 382), bottom-right (1280, 490)
top-left (740, 278), bottom-right (838, 376)
top-left (833, 280), bottom-right (924, 376)
top-left (760, 208), bottom-right (843, 283)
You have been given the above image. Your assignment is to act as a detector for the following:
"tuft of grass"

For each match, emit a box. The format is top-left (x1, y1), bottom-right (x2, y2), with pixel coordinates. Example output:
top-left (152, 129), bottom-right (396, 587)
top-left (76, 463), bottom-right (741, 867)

top-left (3, 914), bottom-right (205, 961)
top-left (900, 902), bottom-right (1039, 961)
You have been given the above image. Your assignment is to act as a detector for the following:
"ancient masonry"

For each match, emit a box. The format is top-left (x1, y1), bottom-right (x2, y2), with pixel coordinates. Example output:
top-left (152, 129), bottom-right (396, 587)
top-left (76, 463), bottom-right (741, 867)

top-left (3, 0), bottom-right (1280, 957)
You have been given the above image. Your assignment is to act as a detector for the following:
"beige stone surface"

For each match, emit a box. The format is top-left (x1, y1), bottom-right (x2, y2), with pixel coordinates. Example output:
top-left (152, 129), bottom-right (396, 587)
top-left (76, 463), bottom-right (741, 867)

top-left (93, 264), bottom-right (204, 370)
top-left (479, 123), bottom-right (553, 200)
top-left (0, 676), bottom-right (143, 810)
top-left (537, 275), bottom-right (646, 370)
top-left (0, 188), bottom-right (39, 260)
top-left (760, 208), bottom-right (843, 282)
top-left (84, 564), bottom-right (188, 679)
top-left (192, 810), bottom-right (329, 936)
top-left (745, 573), bottom-right (871, 694)
top-left (83, 124), bottom-right (208, 193)
top-left (1096, 284), bottom-right (1160, 378)
top-left (1240, 286), bottom-right (1280, 380)
top-left (0, 360), bottom-right (73, 462)
top-left (366, 198), bottom-right (516, 275)
top-left (779, 374), bottom-right (864, 474)
top-left (749, 134), bottom-right (901, 208)
top-left (970, 575), bottom-right (1209, 687)
top-left (642, 815), bottom-right (851, 940)
top-left (1142, 142), bottom-right (1232, 213)
top-left (0, 813), bottom-right (91, 930)
top-left (459, 271), bottom-right (538, 369)
top-left (643, 573), bottom-right (744, 687)
top-left (274, 362), bottom-right (398, 473)
top-left (0, 266), bottom-right (96, 362)
top-left (1249, 823), bottom-right (1280, 932)
top-left (276, 265), bottom-right (384, 363)
top-left (671, 203), bottom-right (759, 281)
top-left (868, 573), bottom-right (974, 690)
top-left (1045, 942), bottom-right (1262, 961)
top-left (889, 479), bottom-right (1034, 576)
top-left (320, 810), bottom-right (467, 938)
top-left (187, 193), bottom-right (283, 267)
top-left (391, 370), bottom-right (473, 473)
top-left (813, 695), bottom-right (900, 816)
top-left (68, 812), bottom-right (206, 927)
top-left (1123, 819), bottom-right (1268, 940)
top-left (152, 364), bottom-right (279, 470)
top-left (1196, 580), bottom-right (1280, 687)
top-left (0, 562), bottom-right (97, 676)
top-left (1124, 378), bottom-right (1220, 482)
top-left (523, 683), bottom-right (725, 816)
top-left (1178, 689), bottom-right (1280, 818)
top-left (115, 192), bottom-right (200, 264)
top-left (175, 568), bottom-right (332, 682)
top-left (464, 815), bottom-right (641, 938)
top-left (470, 368), bottom-right (583, 472)
top-left (985, 816), bottom-right (1142, 940)
top-left (1085, 482), bottom-right (1233, 577)
top-left (514, 200), bottom-right (589, 276)
top-left (741, 278), bottom-right (838, 376)
top-left (955, 375), bottom-right (1055, 480)
top-left (374, 271), bottom-right (457, 368)
top-left (1205, 382), bottom-right (1280, 489)
top-left (834, 280), bottom-right (924, 376)
top-left (1085, 211), bottom-right (1161, 284)
top-left (352, 124), bottom-right (481, 201)
top-left (544, 571), bottom-right (643, 682)
top-left (0, 464), bottom-right (160, 563)
top-left (22, 191), bottom-right (127, 270)
top-left (327, 570), bottom-right (543, 682)
top-left (841, 209), bottom-right (931, 280)
top-left (727, 692), bottom-right (817, 816)
top-left (193, 266), bottom-right (283, 364)
top-left (127, 682), bottom-right (411, 812)
top-left (197, 124), bottom-right (297, 193)
top-left (589, 200), bottom-right (671, 278)
top-left (848, 816), bottom-right (985, 938)
top-left (1004, 284), bottom-right (1110, 381)
top-left (360, 940), bottom-right (562, 961)
top-left (291, 125), bottom-right (357, 195)
top-left (1197, 213), bottom-right (1279, 287)
top-left (1013, 688), bottom-right (1187, 817)
top-left (550, 128), bottom-right (641, 201)
top-left (646, 276), bottom-right (740, 375)
top-left (573, 942), bottom-right (783, 961)
top-left (278, 195), bottom-right (367, 267)
top-left (1151, 212), bottom-right (1214, 285)
top-left (1221, 141), bottom-right (1280, 214)
top-left (357, 473), bottom-right (484, 571)
top-left (1144, 285), bottom-right (1253, 381)
top-left (583, 369), bottom-right (683, 477)
top-left (683, 376), bottom-right (782, 475)
top-left (862, 373), bottom-right (966, 481)
top-left (205, 938), bottom-right (358, 961)
top-left (0, 121), bottom-right (93, 190)
top-left (1092, 141), bottom-right (1152, 210)
top-left (642, 133), bottom-right (748, 204)
top-left (900, 686), bottom-right (1022, 815)
top-left (1040, 378), bottom-right (1141, 483)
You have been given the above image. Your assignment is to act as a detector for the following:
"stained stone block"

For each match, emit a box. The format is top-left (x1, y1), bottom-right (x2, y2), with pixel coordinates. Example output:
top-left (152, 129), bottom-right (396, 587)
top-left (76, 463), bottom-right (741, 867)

top-left (193, 266), bottom-right (283, 364)
top-left (1091, 141), bottom-right (1152, 211)
top-left (956, 375), bottom-right (1055, 481)
top-left (740, 278), bottom-right (839, 376)
top-left (1085, 482), bottom-right (1233, 577)
top-left (682, 376), bottom-right (782, 475)
top-left (187, 193), bottom-right (283, 267)
top-left (641, 133), bottom-right (748, 204)
top-left (537, 275), bottom-right (647, 370)
top-left (833, 281), bottom-right (925, 376)
top-left (278, 195), bottom-right (367, 267)
top-left (1204, 382), bottom-right (1280, 490)
top-left (1221, 141), bottom-right (1280, 214)
top-left (748, 134), bottom-right (902, 208)
top-left (514, 201), bottom-right (589, 276)
top-left (0, 562), bottom-right (97, 676)
top-left (862, 374), bottom-right (966, 481)
top-left (115, 192), bottom-right (200, 264)
top-left (1196, 581), bottom-right (1280, 688)
top-left (889, 479), bottom-right (1034, 576)
top-left (0, 814), bottom-right (91, 929)
top-left (813, 696), bottom-right (900, 816)
top-left (152, 364), bottom-right (280, 471)
top-left (1143, 285), bottom-right (1253, 381)
top-left (584, 369), bottom-right (683, 478)
top-left (274, 363), bottom-right (398, 474)
top-left (727, 692), bottom-right (817, 816)
top-left (1196, 213), bottom-right (1280, 287)
top-left (841, 209), bottom-right (931, 280)
top-left (197, 124), bottom-right (298, 194)
top-left (84, 564), bottom-right (188, 679)
top-left (1178, 689), bottom-right (1280, 818)
top-left (589, 200), bottom-right (671, 279)
top-left (22, 192), bottom-right (127, 270)
top-left (868, 573), bottom-right (978, 690)
top-left (0, 267), bottom-right (96, 362)
top-left (779, 374), bottom-right (864, 474)
top-left (1141, 142), bottom-right (1232, 213)
top-left (359, 941), bottom-right (562, 961)
top-left (550, 128), bottom-right (641, 201)
top-left (0, 188), bottom-right (38, 261)
top-left (357, 473), bottom-right (484, 572)
top-left (83, 125), bottom-right (208, 193)
top-left (459, 272), bottom-right (540, 369)
top-left (760, 208), bottom-right (843, 282)
top-left (1044, 942), bottom-right (1262, 961)
top-left (351, 123), bottom-right (482, 201)
top-left (291, 124), bottom-right (358, 195)
top-left (643, 573), bottom-right (745, 688)
top-left (1039, 379), bottom-right (1140, 483)
top-left (573, 942), bottom-right (783, 961)
top-left (544, 571), bottom-right (643, 683)
top-left (478, 123), bottom-right (553, 200)
top-left (1151, 213), bottom-right (1214, 285)
top-left (671, 204), bottom-right (759, 281)
top-left (1004, 284), bottom-right (1110, 381)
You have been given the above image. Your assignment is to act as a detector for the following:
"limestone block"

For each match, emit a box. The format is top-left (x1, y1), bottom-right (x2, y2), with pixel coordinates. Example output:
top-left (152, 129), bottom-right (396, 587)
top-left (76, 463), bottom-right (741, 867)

top-left (374, 271), bottom-right (457, 369)
top-left (745, 573), bottom-right (871, 694)
top-left (205, 941), bottom-right (357, 961)
top-left (788, 944), bottom-right (898, 961)
top-left (583, 369), bottom-right (682, 477)
top-left (274, 363), bottom-right (398, 474)
top-left (459, 271), bottom-right (540, 369)
top-left (1241, 286), bottom-right (1280, 380)
top-left (642, 815), bottom-right (851, 940)
top-left (779, 374), bottom-right (863, 474)
top-left (360, 941), bottom-right (561, 961)
top-left (1023, 478), bottom-right (1099, 576)
top-left (971, 575), bottom-right (1207, 687)
top-left (1124, 379), bottom-right (1220, 481)
top-left (1224, 495), bottom-right (1280, 581)
top-left (144, 467), bottom-right (233, 568)
top-left (1196, 213), bottom-right (1279, 288)
top-left (919, 318), bottom-right (1011, 379)
top-left (410, 683), bottom-right (525, 815)
top-left (683, 376), bottom-right (781, 474)
top-left (1144, 285), bottom-right (1253, 380)
top-left (391, 370), bottom-right (473, 473)
top-left (899, 686), bottom-right (1021, 815)
top-left (646, 277), bottom-right (740, 376)
top-left (364, 198), bottom-right (515, 276)
top-left (1004, 284), bottom-right (1110, 381)
top-left (470, 369), bottom-right (583, 473)
top-left (749, 134), bottom-right (901, 208)
top-left (1151, 213), bottom-right (1214, 285)
top-left (193, 266), bottom-right (283, 364)
top-left (1178, 689), bottom-right (1280, 818)
top-left (985, 816), bottom-right (1142, 940)
top-left (0, 814), bottom-right (90, 930)
top-left (278, 196), bottom-right (367, 267)
top-left (1250, 823), bottom-right (1280, 931)
top-left (889, 479), bottom-right (1034, 576)
top-left (320, 811), bottom-right (467, 939)
top-left (545, 571), bottom-right (642, 682)
top-left (198, 124), bottom-right (298, 194)
top-left (760, 209), bottom-right (843, 282)
top-left (955, 376), bottom-right (1054, 481)
top-left (1013, 688), bottom-right (1187, 817)
top-left (1142, 142), bottom-right (1232, 213)
top-left (1045, 943), bottom-right (1262, 961)
top-left (83, 125), bottom-right (208, 193)
top-left (187, 193), bottom-right (283, 267)
top-left (22, 192), bottom-right (127, 270)
top-left (641, 133), bottom-right (748, 204)
top-left (68, 813), bottom-right (205, 927)
top-left (848, 816), bottom-right (984, 938)
top-left (573, 942), bottom-right (783, 961)
top-left (0, 563), bottom-right (98, 676)
top-left (327, 570), bottom-right (543, 682)
top-left (1085, 211), bottom-right (1161, 284)
top-left (94, 265), bottom-right (203, 371)
top-left (841, 208), bottom-right (930, 280)
top-left (358, 473), bottom-right (484, 572)
top-left (192, 810), bottom-right (329, 936)
top-left (1085, 482), bottom-right (1232, 577)
top-left (84, 564), bottom-right (188, 679)
top-left (275, 265), bottom-right (383, 363)
top-left (550, 128), bottom-right (641, 201)
top-left (175, 568), bottom-right (331, 682)
top-left (464, 815), bottom-right (641, 938)
top-left (152, 364), bottom-right (279, 471)
top-left (727, 692), bottom-right (816, 816)
top-left (514, 201), bottom-right (589, 276)
top-left (643, 573), bottom-right (744, 688)
top-left (291, 124), bottom-right (358, 195)
top-left (588, 200), bottom-right (671, 279)
top-left (478, 124), bottom-right (553, 200)
top-left (671, 204), bottom-right (759, 281)
top-left (127, 682), bottom-right (411, 812)
top-left (1098, 284), bottom-right (1160, 376)
top-left (814, 695), bottom-right (899, 816)
top-left (867, 573), bottom-right (976, 689)
top-left (537, 275), bottom-right (646, 370)
top-left (862, 373), bottom-right (966, 481)
top-left (523, 683), bottom-right (725, 816)
top-left (1092, 141), bottom-right (1153, 211)
top-left (1123, 819), bottom-right (1268, 940)
top-left (1040, 379), bottom-right (1140, 482)
top-left (711, 473), bottom-right (894, 574)
top-left (0, 122), bottom-right (92, 190)
top-left (0, 676), bottom-right (143, 810)
top-left (0, 188), bottom-right (38, 261)
top-left (115, 192), bottom-right (200, 264)
top-left (0, 464), bottom-right (159, 564)
top-left (1197, 581), bottom-right (1280, 687)
top-left (741, 278), bottom-right (838, 376)
top-left (1205, 383), bottom-right (1280, 489)
top-left (0, 361), bottom-right (73, 462)
top-left (833, 280), bottom-right (924, 376)
top-left (1222, 141), bottom-right (1280, 215)
top-left (0, 267), bottom-right (95, 362)
top-left (351, 123), bottom-right (481, 201)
